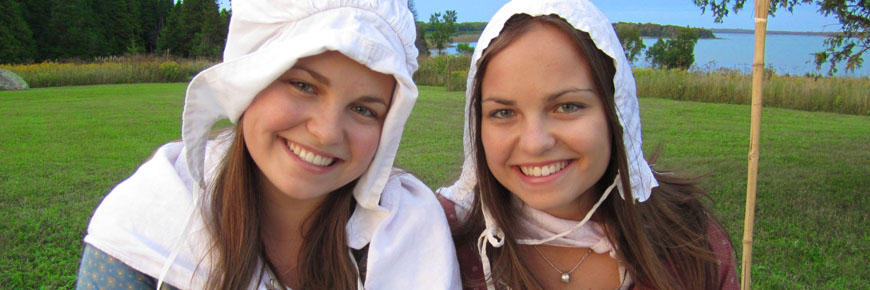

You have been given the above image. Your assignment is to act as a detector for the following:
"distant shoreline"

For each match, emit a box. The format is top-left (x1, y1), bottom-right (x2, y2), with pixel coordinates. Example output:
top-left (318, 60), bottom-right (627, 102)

top-left (711, 28), bottom-right (840, 37)
top-left (445, 23), bottom-right (841, 43)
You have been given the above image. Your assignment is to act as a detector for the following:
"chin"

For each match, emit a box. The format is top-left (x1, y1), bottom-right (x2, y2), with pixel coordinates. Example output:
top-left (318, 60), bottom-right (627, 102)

top-left (518, 194), bottom-right (583, 218)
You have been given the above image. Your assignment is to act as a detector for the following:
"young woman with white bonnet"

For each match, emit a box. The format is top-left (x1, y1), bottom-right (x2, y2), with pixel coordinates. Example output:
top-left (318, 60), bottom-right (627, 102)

top-left (76, 0), bottom-right (460, 289)
top-left (437, 0), bottom-right (738, 289)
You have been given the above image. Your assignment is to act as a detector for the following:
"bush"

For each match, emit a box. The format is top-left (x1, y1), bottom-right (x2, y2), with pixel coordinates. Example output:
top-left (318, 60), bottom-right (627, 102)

top-left (414, 54), bottom-right (471, 91)
top-left (159, 61), bottom-right (184, 81)
top-left (646, 28), bottom-right (699, 70)
top-left (448, 70), bottom-right (467, 92)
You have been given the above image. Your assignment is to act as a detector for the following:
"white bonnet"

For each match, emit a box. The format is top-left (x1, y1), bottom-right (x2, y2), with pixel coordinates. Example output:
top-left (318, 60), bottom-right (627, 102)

top-left (440, 0), bottom-right (658, 207)
top-left (181, 0), bottom-right (419, 210)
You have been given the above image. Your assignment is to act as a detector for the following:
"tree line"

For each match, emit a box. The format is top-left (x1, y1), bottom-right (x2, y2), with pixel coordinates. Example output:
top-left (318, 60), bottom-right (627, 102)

top-left (429, 22), bottom-right (487, 35)
top-left (613, 22), bottom-right (716, 39)
top-left (413, 8), bottom-right (703, 70)
top-left (0, 0), bottom-right (229, 64)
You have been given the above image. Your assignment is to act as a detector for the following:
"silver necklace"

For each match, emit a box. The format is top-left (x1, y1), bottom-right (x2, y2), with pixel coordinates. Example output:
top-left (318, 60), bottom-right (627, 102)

top-left (533, 245), bottom-right (593, 284)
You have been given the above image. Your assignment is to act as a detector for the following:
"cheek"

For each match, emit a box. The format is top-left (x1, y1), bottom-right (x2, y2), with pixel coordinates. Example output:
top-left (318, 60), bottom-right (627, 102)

top-left (240, 109), bottom-right (263, 149)
top-left (580, 117), bottom-right (612, 169)
top-left (348, 124), bottom-right (382, 162)
top-left (481, 123), bottom-right (509, 169)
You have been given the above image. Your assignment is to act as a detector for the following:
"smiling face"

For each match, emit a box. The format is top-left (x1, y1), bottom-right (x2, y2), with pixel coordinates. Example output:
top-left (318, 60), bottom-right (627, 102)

top-left (241, 51), bottom-right (395, 204)
top-left (480, 23), bottom-right (611, 220)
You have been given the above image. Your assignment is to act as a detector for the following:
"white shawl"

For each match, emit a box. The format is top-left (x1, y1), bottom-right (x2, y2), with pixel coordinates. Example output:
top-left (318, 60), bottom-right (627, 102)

top-left (85, 0), bottom-right (461, 288)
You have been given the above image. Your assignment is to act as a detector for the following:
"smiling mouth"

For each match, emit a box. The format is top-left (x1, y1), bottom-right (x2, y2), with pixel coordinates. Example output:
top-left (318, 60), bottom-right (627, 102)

top-left (288, 142), bottom-right (336, 167)
top-left (519, 161), bottom-right (569, 177)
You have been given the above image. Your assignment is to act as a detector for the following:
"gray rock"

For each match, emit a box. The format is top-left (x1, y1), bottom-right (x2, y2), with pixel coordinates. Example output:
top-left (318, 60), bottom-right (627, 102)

top-left (0, 68), bottom-right (29, 90)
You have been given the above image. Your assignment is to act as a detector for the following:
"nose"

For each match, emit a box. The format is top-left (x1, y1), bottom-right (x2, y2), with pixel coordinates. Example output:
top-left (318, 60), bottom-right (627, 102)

top-left (517, 116), bottom-right (556, 155)
top-left (305, 103), bottom-right (344, 145)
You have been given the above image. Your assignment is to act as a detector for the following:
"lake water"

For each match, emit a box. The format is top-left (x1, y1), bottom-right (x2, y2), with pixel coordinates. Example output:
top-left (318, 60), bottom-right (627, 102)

top-left (436, 32), bottom-right (870, 77)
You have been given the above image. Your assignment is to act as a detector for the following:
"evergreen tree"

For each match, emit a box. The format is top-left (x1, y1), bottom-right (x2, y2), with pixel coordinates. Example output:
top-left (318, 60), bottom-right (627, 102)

top-left (43, 0), bottom-right (107, 59)
top-left (19, 0), bottom-right (55, 61)
top-left (138, 0), bottom-right (173, 53)
top-left (218, 7), bottom-right (231, 54)
top-left (157, 2), bottom-right (185, 56)
top-left (182, 0), bottom-right (224, 58)
top-left (0, 0), bottom-right (37, 63)
top-left (93, 0), bottom-right (142, 55)
top-left (408, 0), bottom-right (429, 56)
top-left (156, 0), bottom-right (225, 58)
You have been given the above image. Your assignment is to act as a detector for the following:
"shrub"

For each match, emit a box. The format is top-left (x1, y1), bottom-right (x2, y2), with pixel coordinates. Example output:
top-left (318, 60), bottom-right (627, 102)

top-left (414, 54), bottom-right (471, 91)
top-left (159, 61), bottom-right (184, 82)
top-left (448, 70), bottom-right (467, 91)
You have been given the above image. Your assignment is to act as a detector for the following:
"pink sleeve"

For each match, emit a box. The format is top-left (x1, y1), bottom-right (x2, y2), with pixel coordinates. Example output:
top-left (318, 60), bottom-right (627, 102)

top-left (436, 195), bottom-right (487, 290)
top-left (708, 223), bottom-right (739, 290)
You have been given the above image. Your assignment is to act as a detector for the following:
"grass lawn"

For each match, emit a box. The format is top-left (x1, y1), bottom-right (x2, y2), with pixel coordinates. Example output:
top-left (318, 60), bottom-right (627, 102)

top-left (1, 84), bottom-right (868, 289)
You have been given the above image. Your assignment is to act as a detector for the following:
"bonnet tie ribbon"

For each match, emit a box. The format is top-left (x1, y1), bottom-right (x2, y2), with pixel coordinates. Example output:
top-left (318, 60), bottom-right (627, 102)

top-left (476, 174), bottom-right (620, 290)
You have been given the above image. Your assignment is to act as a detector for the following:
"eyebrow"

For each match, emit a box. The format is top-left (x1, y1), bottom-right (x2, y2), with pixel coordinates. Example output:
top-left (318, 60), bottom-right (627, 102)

top-left (546, 88), bottom-right (596, 102)
top-left (358, 95), bottom-right (390, 108)
top-left (482, 88), bottom-right (596, 105)
top-left (481, 97), bottom-right (515, 106)
top-left (292, 66), bottom-right (330, 86)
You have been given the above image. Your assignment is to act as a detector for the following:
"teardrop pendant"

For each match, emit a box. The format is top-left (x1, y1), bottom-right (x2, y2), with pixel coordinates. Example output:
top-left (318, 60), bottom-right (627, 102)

top-left (561, 273), bottom-right (570, 283)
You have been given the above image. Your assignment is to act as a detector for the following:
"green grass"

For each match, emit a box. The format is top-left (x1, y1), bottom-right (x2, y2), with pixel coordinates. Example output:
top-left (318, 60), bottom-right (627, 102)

top-left (637, 98), bottom-right (869, 288)
top-left (1, 83), bottom-right (186, 288)
top-left (2, 84), bottom-right (868, 289)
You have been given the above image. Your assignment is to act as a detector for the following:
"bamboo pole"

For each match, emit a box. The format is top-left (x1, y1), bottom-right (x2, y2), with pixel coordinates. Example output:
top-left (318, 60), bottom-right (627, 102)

top-left (741, 0), bottom-right (770, 289)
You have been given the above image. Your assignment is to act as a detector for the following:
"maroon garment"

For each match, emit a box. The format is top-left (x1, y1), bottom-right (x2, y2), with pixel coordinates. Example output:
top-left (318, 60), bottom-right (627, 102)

top-left (437, 195), bottom-right (739, 290)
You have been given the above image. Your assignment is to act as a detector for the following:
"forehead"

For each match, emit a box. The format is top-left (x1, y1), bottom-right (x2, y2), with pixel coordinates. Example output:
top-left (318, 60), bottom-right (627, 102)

top-left (482, 23), bottom-right (595, 98)
top-left (294, 51), bottom-right (391, 79)
top-left (291, 51), bottom-right (396, 98)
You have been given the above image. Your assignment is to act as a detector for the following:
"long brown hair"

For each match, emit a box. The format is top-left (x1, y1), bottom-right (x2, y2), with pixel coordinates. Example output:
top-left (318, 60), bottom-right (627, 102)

top-left (204, 124), bottom-right (359, 289)
top-left (456, 14), bottom-right (725, 290)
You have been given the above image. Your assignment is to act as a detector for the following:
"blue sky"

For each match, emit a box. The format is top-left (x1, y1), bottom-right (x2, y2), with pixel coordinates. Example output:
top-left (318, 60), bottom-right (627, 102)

top-left (216, 0), bottom-right (840, 32)
top-left (414, 0), bottom-right (841, 32)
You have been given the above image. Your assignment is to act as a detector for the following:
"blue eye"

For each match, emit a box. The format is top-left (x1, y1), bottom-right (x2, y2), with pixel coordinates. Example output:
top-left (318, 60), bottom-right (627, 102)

top-left (555, 103), bottom-right (584, 113)
top-left (290, 81), bottom-right (315, 93)
top-left (351, 105), bottom-right (376, 118)
top-left (489, 109), bottom-right (515, 119)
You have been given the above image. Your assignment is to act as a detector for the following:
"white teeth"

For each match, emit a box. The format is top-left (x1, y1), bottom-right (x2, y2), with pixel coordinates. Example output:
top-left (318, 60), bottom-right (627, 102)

top-left (520, 161), bottom-right (568, 177)
top-left (288, 142), bottom-right (335, 166)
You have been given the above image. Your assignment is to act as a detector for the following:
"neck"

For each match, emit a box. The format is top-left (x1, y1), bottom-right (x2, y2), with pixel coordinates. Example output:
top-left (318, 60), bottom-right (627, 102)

top-left (542, 186), bottom-right (601, 221)
top-left (259, 184), bottom-right (326, 242)
top-left (257, 177), bottom-right (328, 288)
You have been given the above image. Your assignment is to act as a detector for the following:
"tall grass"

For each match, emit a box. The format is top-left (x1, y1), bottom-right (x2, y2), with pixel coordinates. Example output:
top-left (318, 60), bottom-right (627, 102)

top-left (414, 55), bottom-right (471, 91)
top-left (5, 53), bottom-right (867, 115)
top-left (634, 68), bottom-right (870, 115)
top-left (0, 54), bottom-right (215, 88)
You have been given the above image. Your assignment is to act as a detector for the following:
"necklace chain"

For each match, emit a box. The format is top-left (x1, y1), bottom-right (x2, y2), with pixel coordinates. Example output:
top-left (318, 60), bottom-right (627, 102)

top-left (533, 245), bottom-right (593, 284)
